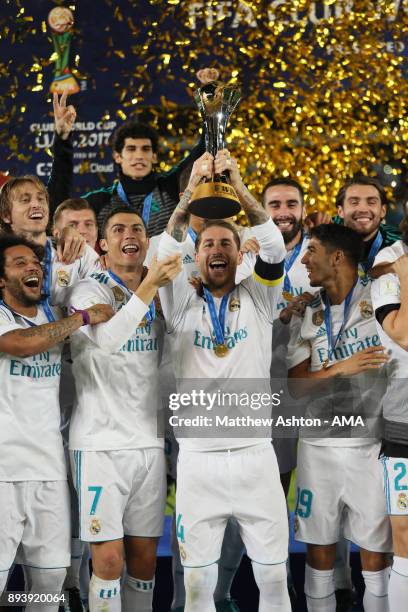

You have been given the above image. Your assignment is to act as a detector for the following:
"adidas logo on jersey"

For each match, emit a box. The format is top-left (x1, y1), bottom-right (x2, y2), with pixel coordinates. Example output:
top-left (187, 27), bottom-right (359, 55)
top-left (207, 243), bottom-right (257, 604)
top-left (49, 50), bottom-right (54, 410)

top-left (183, 254), bottom-right (195, 264)
top-left (90, 272), bottom-right (109, 285)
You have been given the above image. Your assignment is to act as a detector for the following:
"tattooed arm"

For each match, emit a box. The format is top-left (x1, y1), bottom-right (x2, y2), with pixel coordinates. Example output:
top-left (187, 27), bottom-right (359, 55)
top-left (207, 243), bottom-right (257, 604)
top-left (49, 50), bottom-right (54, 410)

top-left (166, 152), bottom-right (214, 242)
top-left (167, 189), bottom-right (192, 243)
top-left (0, 304), bottom-right (113, 358)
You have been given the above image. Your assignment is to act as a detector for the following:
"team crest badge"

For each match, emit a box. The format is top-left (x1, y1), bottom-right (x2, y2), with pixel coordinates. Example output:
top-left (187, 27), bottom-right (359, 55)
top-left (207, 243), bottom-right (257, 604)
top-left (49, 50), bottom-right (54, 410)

top-left (57, 269), bottom-right (71, 287)
top-left (179, 545), bottom-right (187, 561)
top-left (229, 297), bottom-right (240, 312)
top-left (397, 493), bottom-right (408, 511)
top-left (90, 518), bottom-right (101, 535)
top-left (112, 286), bottom-right (125, 303)
top-left (359, 300), bottom-right (373, 319)
top-left (312, 310), bottom-right (324, 326)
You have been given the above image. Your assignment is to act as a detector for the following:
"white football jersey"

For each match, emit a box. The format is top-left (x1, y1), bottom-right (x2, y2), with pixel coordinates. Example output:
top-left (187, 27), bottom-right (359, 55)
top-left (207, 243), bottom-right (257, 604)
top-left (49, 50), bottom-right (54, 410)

top-left (68, 272), bottom-right (164, 451)
top-left (50, 242), bottom-right (101, 307)
top-left (158, 218), bottom-right (286, 452)
top-left (372, 239), bottom-right (407, 266)
top-left (0, 304), bottom-right (66, 481)
top-left (276, 235), bottom-right (313, 313)
top-left (287, 277), bottom-right (386, 446)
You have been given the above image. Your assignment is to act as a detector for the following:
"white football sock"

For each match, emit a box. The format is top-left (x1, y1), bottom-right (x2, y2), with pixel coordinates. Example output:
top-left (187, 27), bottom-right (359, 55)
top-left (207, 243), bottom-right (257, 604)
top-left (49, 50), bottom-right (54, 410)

top-left (304, 564), bottom-right (336, 612)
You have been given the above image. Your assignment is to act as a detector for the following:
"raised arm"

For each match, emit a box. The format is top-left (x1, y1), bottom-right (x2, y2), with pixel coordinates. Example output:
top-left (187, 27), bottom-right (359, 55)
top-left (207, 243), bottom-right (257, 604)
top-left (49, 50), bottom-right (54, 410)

top-left (373, 256), bottom-right (408, 350)
top-left (47, 92), bottom-right (76, 214)
top-left (166, 152), bottom-right (213, 242)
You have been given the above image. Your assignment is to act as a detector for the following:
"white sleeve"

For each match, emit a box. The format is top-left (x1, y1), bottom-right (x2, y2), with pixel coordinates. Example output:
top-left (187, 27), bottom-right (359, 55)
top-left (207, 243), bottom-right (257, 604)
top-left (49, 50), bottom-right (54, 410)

top-left (286, 316), bottom-right (311, 370)
top-left (68, 280), bottom-right (149, 352)
top-left (373, 242), bottom-right (403, 267)
top-left (250, 217), bottom-right (286, 264)
top-left (239, 219), bottom-right (285, 322)
top-left (235, 251), bottom-right (256, 284)
top-left (157, 231), bottom-right (194, 328)
top-left (77, 245), bottom-right (101, 279)
top-left (0, 306), bottom-right (20, 337)
top-left (371, 273), bottom-right (400, 312)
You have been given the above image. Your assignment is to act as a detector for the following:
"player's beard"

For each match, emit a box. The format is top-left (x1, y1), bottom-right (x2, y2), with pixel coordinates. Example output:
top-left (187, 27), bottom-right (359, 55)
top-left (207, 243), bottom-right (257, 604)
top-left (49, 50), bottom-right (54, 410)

top-left (5, 278), bottom-right (42, 307)
top-left (281, 219), bottom-right (303, 244)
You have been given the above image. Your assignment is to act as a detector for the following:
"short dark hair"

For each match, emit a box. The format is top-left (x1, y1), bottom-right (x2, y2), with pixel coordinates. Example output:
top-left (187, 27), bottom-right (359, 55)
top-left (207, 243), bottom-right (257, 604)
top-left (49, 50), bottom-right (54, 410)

top-left (53, 198), bottom-right (95, 227)
top-left (309, 224), bottom-right (363, 267)
top-left (111, 121), bottom-right (159, 154)
top-left (261, 177), bottom-right (305, 207)
top-left (0, 176), bottom-right (49, 232)
top-left (335, 176), bottom-right (388, 208)
top-left (101, 206), bottom-right (147, 238)
top-left (195, 220), bottom-right (241, 251)
top-left (0, 234), bottom-right (44, 294)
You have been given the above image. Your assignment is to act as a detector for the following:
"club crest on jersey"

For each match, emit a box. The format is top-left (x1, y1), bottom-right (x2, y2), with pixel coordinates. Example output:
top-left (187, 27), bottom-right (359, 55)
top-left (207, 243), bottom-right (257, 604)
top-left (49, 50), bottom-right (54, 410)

top-left (90, 518), bottom-right (101, 535)
top-left (112, 286), bottom-right (125, 303)
top-left (57, 269), bottom-right (71, 287)
top-left (312, 310), bottom-right (324, 326)
top-left (359, 300), bottom-right (373, 320)
top-left (179, 544), bottom-right (187, 561)
top-left (397, 493), bottom-right (408, 511)
top-left (229, 297), bottom-right (240, 312)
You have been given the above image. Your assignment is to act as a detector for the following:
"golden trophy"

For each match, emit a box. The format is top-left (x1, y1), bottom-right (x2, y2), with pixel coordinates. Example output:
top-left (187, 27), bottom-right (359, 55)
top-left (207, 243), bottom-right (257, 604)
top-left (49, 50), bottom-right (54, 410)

top-left (189, 78), bottom-right (241, 218)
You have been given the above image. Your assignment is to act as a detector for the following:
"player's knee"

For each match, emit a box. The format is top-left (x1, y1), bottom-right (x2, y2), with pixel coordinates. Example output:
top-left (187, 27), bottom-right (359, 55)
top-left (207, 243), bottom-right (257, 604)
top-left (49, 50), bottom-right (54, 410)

top-left (92, 547), bottom-right (123, 579)
top-left (0, 571), bottom-right (8, 595)
top-left (28, 567), bottom-right (66, 593)
top-left (307, 543), bottom-right (336, 570)
top-left (184, 564), bottom-right (218, 597)
top-left (252, 560), bottom-right (287, 586)
top-left (360, 549), bottom-right (389, 572)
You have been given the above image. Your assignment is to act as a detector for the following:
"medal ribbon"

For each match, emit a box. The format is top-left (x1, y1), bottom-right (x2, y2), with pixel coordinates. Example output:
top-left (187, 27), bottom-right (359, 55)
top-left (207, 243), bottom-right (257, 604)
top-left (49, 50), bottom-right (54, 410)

top-left (40, 238), bottom-right (56, 322)
top-left (203, 286), bottom-right (230, 348)
top-left (361, 231), bottom-right (383, 275)
top-left (283, 237), bottom-right (303, 293)
top-left (323, 281), bottom-right (356, 361)
top-left (107, 269), bottom-right (155, 323)
top-left (0, 299), bottom-right (54, 326)
top-left (117, 182), bottom-right (154, 227)
top-left (187, 227), bottom-right (197, 243)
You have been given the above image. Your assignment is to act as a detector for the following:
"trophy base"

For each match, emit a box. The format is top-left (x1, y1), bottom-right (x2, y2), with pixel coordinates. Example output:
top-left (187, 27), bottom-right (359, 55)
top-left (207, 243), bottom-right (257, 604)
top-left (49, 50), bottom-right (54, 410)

top-left (189, 182), bottom-right (241, 219)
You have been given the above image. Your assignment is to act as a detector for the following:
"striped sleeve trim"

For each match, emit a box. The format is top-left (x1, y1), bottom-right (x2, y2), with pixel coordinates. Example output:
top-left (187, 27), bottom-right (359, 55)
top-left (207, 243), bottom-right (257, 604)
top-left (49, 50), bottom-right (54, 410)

top-left (253, 272), bottom-right (284, 287)
top-left (253, 258), bottom-right (284, 283)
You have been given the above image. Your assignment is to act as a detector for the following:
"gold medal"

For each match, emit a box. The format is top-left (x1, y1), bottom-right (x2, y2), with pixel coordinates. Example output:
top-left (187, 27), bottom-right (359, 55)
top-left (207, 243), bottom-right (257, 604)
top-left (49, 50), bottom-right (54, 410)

top-left (282, 290), bottom-right (294, 302)
top-left (139, 317), bottom-right (147, 327)
top-left (214, 343), bottom-right (229, 358)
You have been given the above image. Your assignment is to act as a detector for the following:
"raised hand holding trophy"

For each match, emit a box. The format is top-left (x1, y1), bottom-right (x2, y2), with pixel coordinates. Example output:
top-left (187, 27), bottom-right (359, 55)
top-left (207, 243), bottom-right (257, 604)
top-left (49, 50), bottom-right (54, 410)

top-left (189, 70), bottom-right (241, 219)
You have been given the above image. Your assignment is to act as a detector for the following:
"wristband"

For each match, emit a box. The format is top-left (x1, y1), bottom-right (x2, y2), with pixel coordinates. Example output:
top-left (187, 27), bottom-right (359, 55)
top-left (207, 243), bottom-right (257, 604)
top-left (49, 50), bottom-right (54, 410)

top-left (71, 307), bottom-right (91, 326)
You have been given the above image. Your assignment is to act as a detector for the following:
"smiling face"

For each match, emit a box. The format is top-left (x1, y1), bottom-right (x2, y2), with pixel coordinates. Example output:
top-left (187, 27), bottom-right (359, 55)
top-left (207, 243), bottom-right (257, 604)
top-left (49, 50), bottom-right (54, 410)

top-left (55, 208), bottom-right (98, 248)
top-left (2, 181), bottom-right (49, 236)
top-left (0, 245), bottom-right (43, 307)
top-left (99, 212), bottom-right (148, 269)
top-left (195, 225), bottom-right (242, 291)
top-left (301, 237), bottom-right (336, 287)
top-left (113, 138), bottom-right (157, 180)
top-left (338, 184), bottom-right (386, 240)
top-left (263, 184), bottom-right (304, 244)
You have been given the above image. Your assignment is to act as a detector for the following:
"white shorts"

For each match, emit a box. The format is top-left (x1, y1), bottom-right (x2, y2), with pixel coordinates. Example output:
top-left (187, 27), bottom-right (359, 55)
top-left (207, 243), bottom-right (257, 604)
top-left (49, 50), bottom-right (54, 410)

top-left (71, 448), bottom-right (166, 542)
top-left (381, 456), bottom-right (408, 515)
top-left (176, 443), bottom-right (288, 567)
top-left (295, 442), bottom-right (392, 552)
top-left (0, 481), bottom-right (70, 571)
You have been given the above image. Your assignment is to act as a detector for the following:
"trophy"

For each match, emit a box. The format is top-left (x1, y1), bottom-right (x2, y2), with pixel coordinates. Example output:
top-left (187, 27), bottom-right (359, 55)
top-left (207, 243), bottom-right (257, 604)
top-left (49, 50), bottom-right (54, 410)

top-left (48, 7), bottom-right (80, 95)
top-left (189, 78), bottom-right (241, 218)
